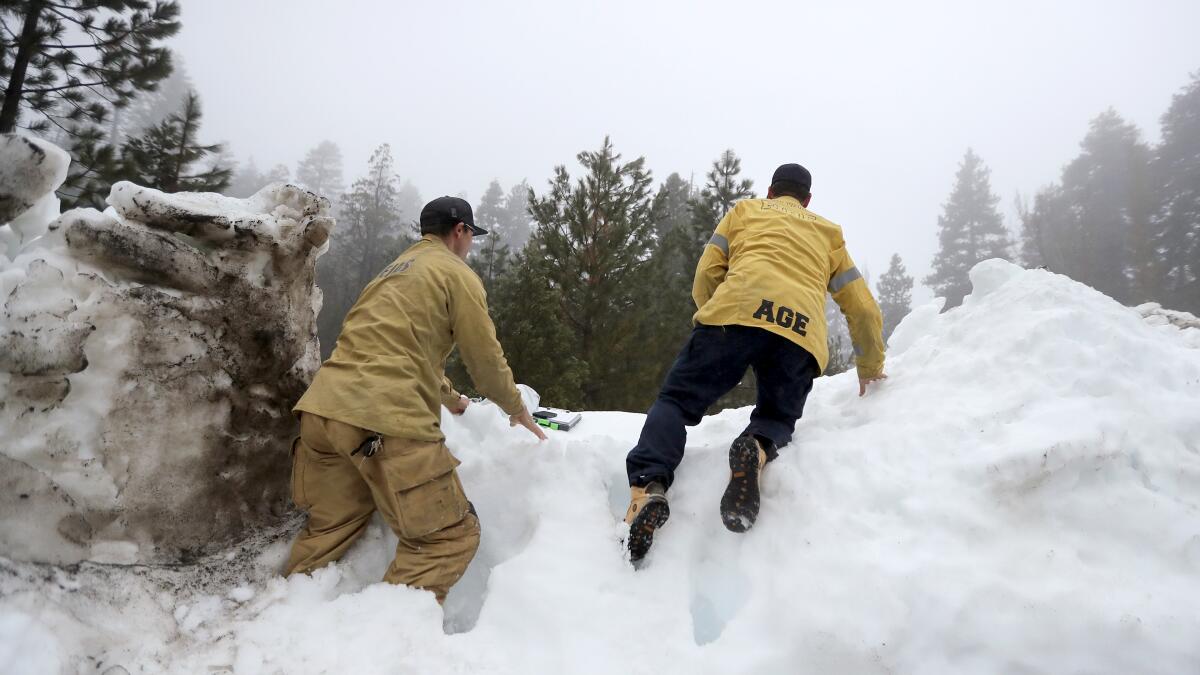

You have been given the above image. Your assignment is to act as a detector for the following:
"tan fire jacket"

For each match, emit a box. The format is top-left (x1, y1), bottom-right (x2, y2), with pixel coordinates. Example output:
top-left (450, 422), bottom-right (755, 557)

top-left (294, 235), bottom-right (524, 442)
top-left (692, 196), bottom-right (886, 378)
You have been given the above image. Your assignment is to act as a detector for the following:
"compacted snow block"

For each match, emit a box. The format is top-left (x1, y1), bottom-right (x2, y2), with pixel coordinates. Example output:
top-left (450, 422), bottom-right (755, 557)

top-left (0, 139), bottom-right (333, 564)
top-left (0, 134), bottom-right (71, 258)
top-left (0, 134), bottom-right (69, 224)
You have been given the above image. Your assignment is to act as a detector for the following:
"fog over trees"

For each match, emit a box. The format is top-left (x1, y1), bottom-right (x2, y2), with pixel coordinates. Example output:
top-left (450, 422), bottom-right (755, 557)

top-left (3, 2), bottom-right (1198, 410)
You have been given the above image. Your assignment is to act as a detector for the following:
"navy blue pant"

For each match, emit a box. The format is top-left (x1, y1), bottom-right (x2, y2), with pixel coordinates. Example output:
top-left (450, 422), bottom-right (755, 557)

top-left (626, 324), bottom-right (818, 488)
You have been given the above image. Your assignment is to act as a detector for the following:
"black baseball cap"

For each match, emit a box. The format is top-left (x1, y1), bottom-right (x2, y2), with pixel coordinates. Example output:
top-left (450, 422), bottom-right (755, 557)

top-left (419, 196), bottom-right (488, 236)
top-left (770, 163), bottom-right (812, 192)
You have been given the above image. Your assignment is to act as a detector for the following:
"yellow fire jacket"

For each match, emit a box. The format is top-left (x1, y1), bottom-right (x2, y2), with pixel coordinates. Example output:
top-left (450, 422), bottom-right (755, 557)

top-left (294, 235), bottom-right (524, 442)
top-left (692, 196), bottom-right (886, 378)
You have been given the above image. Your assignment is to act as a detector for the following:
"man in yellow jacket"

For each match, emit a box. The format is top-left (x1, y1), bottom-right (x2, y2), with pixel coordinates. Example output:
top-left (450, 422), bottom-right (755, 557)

top-left (286, 196), bottom-right (546, 602)
top-left (624, 164), bottom-right (887, 561)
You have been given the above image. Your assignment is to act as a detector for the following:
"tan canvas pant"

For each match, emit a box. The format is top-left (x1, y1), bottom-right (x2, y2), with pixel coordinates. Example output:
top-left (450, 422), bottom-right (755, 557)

top-left (284, 412), bottom-right (480, 603)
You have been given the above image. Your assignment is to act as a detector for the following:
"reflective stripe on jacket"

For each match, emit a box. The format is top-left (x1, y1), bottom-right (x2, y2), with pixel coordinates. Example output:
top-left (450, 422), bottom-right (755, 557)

top-left (294, 235), bottom-right (523, 441)
top-left (692, 196), bottom-right (886, 378)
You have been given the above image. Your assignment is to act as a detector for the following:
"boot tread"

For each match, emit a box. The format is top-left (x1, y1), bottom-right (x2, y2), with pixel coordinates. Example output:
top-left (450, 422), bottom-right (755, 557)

top-left (720, 436), bottom-right (763, 533)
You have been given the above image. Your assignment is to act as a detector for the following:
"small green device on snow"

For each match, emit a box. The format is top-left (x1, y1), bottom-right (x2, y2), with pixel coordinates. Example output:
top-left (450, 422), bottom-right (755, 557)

top-left (532, 407), bottom-right (582, 431)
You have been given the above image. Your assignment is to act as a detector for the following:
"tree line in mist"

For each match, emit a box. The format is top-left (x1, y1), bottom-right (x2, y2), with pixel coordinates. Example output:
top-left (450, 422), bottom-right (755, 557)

top-left (3, 2), bottom-right (1196, 413)
top-left (276, 71), bottom-right (1200, 413)
top-left (927, 83), bottom-right (1200, 315)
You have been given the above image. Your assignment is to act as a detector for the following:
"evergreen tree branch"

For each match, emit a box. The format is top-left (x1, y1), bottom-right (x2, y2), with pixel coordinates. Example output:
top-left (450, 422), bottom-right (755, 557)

top-left (22, 78), bottom-right (114, 93)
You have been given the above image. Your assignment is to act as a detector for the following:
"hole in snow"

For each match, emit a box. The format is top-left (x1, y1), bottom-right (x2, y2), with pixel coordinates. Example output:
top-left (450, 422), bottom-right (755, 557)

top-left (442, 481), bottom-right (538, 634)
top-left (689, 551), bottom-right (750, 645)
top-left (441, 538), bottom-right (493, 634)
top-left (607, 471), bottom-right (631, 520)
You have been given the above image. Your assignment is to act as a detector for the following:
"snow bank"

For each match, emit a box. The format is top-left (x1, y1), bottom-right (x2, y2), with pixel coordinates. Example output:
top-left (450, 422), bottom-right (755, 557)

top-left (0, 138), bottom-right (334, 565)
top-left (2, 258), bottom-right (1198, 673)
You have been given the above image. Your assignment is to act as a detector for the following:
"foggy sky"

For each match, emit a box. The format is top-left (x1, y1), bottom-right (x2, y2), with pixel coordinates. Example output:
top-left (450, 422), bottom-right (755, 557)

top-left (176, 0), bottom-right (1200, 297)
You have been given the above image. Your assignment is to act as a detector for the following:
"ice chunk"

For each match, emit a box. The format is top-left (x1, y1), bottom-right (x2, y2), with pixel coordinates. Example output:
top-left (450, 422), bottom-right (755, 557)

top-left (5, 192), bottom-right (61, 255)
top-left (0, 134), bottom-right (70, 224)
top-left (106, 181), bottom-right (330, 244)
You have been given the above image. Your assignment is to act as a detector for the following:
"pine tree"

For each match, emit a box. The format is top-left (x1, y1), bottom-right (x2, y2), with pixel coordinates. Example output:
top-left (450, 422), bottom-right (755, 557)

top-left (485, 250), bottom-right (588, 408)
top-left (118, 52), bottom-right (193, 143)
top-left (1019, 187), bottom-right (1072, 272)
top-left (654, 172), bottom-right (694, 241)
top-left (1067, 110), bottom-right (1153, 303)
top-left (265, 163), bottom-right (290, 184)
top-left (876, 253), bottom-right (913, 341)
top-left (117, 90), bottom-right (230, 195)
top-left (1020, 111), bottom-right (1153, 304)
top-left (337, 144), bottom-right (411, 288)
top-left (649, 173), bottom-right (696, 291)
top-left (619, 170), bottom-right (700, 403)
top-left (925, 149), bottom-right (1012, 309)
top-left (471, 180), bottom-right (510, 296)
top-left (501, 181), bottom-right (532, 251)
top-left (227, 157), bottom-right (267, 198)
top-left (524, 137), bottom-right (661, 409)
top-left (1017, 192), bottom-right (1044, 268)
top-left (57, 122), bottom-right (120, 208)
top-left (296, 140), bottom-right (345, 199)
top-left (0, 1), bottom-right (179, 134)
top-left (315, 144), bottom-right (415, 357)
top-left (688, 149), bottom-right (755, 251)
top-left (2, 2), bottom-right (180, 203)
top-left (1152, 71), bottom-right (1200, 312)
top-left (646, 176), bottom-right (695, 337)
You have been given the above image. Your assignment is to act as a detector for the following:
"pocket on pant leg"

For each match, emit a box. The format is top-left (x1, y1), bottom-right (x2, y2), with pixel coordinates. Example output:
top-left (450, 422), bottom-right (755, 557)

top-left (290, 437), bottom-right (311, 510)
top-left (384, 444), bottom-right (469, 539)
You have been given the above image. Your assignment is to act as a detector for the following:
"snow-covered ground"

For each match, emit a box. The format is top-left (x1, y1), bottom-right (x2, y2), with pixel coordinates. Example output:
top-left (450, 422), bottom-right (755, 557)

top-left (2, 259), bottom-right (1199, 674)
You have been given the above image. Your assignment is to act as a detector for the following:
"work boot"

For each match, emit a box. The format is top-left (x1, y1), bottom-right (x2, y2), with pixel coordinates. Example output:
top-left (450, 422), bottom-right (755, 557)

top-left (624, 482), bottom-right (669, 562)
top-left (720, 435), bottom-right (769, 533)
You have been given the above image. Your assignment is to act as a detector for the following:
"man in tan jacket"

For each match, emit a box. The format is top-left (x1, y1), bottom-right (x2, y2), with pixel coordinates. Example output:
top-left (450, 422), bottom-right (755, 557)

top-left (624, 164), bottom-right (887, 562)
top-left (286, 196), bottom-right (546, 602)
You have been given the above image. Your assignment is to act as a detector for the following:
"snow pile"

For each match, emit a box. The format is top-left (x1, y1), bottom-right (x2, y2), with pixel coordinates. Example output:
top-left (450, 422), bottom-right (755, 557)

top-left (1136, 302), bottom-right (1200, 349)
top-left (2, 258), bottom-right (1198, 673)
top-left (0, 136), bottom-right (333, 565)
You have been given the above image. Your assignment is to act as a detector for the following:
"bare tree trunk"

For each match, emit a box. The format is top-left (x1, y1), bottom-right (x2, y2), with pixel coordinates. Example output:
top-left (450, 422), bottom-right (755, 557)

top-left (0, 0), bottom-right (45, 133)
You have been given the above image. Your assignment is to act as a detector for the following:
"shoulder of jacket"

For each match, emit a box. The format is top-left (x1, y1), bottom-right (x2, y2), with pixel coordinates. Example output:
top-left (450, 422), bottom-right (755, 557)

top-left (432, 250), bottom-right (484, 291)
top-left (721, 198), bottom-right (756, 225)
top-left (801, 205), bottom-right (839, 228)
top-left (735, 198), bottom-right (761, 213)
top-left (803, 209), bottom-right (845, 236)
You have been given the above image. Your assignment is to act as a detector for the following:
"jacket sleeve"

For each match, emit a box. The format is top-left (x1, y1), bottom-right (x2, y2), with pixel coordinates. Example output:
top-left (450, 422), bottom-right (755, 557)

top-left (440, 375), bottom-right (462, 408)
top-left (692, 207), bottom-right (736, 310)
top-left (447, 271), bottom-right (525, 416)
top-left (829, 245), bottom-right (886, 379)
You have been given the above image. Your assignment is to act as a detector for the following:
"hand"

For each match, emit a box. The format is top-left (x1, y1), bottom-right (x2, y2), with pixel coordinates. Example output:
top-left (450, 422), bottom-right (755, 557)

top-left (859, 373), bottom-right (888, 397)
top-left (510, 407), bottom-right (548, 441)
top-left (447, 395), bottom-right (469, 415)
